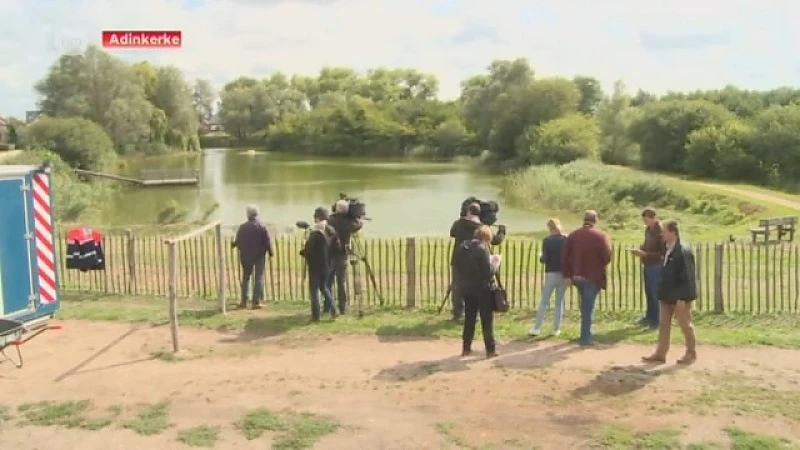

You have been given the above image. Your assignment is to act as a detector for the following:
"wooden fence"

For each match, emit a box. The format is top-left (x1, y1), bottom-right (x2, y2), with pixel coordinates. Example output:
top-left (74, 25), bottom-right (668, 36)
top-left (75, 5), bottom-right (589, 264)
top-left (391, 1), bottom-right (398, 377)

top-left (56, 230), bottom-right (800, 313)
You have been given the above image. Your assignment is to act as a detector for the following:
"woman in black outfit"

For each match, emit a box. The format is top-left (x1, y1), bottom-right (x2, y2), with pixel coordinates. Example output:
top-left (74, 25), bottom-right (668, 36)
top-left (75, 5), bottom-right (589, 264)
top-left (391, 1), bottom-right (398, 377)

top-left (454, 225), bottom-right (498, 358)
top-left (642, 220), bottom-right (698, 364)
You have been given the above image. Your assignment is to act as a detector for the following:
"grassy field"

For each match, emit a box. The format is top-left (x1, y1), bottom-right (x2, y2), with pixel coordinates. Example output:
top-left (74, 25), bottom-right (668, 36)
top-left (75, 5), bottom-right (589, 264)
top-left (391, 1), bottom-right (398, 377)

top-left (57, 293), bottom-right (800, 348)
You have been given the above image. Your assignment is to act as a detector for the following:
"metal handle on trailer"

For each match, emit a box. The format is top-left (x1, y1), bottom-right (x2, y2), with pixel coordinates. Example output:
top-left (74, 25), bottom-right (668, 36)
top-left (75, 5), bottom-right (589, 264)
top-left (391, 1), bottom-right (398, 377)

top-left (0, 318), bottom-right (62, 369)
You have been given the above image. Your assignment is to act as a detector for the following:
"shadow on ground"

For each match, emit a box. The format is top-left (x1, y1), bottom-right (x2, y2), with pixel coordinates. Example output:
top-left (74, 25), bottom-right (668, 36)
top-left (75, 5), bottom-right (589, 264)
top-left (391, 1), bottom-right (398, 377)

top-left (373, 354), bottom-right (477, 382)
top-left (571, 363), bottom-right (686, 397)
top-left (217, 314), bottom-right (310, 343)
top-left (374, 318), bottom-right (457, 342)
top-left (493, 342), bottom-right (580, 370)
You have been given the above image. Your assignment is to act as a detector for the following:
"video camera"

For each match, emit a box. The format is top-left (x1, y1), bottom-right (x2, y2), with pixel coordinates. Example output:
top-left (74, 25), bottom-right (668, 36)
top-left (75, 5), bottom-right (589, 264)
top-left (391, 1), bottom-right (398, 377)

top-left (332, 193), bottom-right (367, 221)
top-left (460, 196), bottom-right (500, 226)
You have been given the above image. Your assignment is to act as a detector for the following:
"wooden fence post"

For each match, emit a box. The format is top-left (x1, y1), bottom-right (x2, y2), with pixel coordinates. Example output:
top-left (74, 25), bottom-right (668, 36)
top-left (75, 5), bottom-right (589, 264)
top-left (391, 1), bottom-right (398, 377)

top-left (126, 229), bottom-right (136, 294)
top-left (215, 223), bottom-right (226, 314)
top-left (405, 237), bottom-right (416, 309)
top-left (167, 241), bottom-right (180, 352)
top-left (713, 243), bottom-right (724, 313)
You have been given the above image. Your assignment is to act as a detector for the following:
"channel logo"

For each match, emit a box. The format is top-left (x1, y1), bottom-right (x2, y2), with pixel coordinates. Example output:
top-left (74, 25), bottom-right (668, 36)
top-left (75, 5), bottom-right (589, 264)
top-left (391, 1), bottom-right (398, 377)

top-left (50, 28), bottom-right (88, 54)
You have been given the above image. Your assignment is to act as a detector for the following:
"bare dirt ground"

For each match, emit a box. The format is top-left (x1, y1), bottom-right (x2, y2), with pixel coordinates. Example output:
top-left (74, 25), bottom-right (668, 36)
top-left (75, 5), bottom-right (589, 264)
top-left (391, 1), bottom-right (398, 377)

top-left (1, 321), bottom-right (799, 449)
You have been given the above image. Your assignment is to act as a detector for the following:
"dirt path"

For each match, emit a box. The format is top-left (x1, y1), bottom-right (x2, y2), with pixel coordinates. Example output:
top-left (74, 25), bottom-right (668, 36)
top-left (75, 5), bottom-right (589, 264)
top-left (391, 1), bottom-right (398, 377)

top-left (693, 181), bottom-right (800, 210)
top-left (0, 321), bottom-right (798, 449)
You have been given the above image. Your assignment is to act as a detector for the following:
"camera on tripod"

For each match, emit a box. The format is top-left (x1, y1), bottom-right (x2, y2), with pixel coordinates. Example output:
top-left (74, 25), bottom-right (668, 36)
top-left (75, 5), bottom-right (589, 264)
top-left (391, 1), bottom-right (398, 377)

top-left (460, 196), bottom-right (500, 226)
top-left (333, 193), bottom-right (367, 221)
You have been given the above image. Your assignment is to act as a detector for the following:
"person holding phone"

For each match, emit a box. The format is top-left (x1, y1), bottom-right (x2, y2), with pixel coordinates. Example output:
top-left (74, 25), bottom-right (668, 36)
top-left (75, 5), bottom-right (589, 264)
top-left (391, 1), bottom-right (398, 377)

top-left (629, 207), bottom-right (665, 329)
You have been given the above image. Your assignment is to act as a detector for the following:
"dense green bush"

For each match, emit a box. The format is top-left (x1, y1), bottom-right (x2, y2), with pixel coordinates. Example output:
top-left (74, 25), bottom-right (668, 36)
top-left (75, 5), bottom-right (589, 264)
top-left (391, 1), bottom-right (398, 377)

top-left (26, 117), bottom-right (116, 171)
top-left (3, 149), bottom-right (111, 221)
top-left (503, 159), bottom-right (747, 230)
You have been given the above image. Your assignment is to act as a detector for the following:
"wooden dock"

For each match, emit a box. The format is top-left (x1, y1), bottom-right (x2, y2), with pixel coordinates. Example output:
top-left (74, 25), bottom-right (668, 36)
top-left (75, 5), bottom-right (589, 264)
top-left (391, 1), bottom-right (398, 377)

top-left (74, 168), bottom-right (199, 187)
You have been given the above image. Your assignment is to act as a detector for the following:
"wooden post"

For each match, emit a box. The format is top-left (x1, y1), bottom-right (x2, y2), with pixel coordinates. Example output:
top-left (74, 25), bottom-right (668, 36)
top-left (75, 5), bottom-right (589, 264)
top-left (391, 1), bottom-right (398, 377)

top-left (167, 241), bottom-right (180, 352)
top-left (215, 223), bottom-right (226, 314)
top-left (126, 229), bottom-right (136, 294)
top-left (713, 243), bottom-right (724, 313)
top-left (405, 237), bottom-right (416, 309)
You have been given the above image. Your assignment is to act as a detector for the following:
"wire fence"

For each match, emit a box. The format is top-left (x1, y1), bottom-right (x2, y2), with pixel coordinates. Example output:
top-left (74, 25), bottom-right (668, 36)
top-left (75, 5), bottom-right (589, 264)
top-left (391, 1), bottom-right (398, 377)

top-left (57, 228), bottom-right (800, 313)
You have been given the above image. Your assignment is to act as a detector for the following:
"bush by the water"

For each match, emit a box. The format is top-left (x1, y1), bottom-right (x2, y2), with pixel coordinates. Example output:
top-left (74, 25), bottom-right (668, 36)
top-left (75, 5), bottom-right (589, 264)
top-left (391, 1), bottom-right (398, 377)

top-left (504, 160), bottom-right (751, 230)
top-left (4, 150), bottom-right (112, 221)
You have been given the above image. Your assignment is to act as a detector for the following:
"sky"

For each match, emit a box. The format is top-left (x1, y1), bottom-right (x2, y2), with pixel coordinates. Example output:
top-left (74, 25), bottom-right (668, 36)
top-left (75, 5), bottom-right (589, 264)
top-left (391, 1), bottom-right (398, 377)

top-left (0, 0), bottom-right (798, 118)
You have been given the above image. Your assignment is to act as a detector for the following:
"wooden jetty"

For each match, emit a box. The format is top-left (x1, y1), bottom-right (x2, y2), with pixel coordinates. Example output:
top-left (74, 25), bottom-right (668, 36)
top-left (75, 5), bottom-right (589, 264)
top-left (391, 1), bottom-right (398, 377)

top-left (74, 168), bottom-right (199, 186)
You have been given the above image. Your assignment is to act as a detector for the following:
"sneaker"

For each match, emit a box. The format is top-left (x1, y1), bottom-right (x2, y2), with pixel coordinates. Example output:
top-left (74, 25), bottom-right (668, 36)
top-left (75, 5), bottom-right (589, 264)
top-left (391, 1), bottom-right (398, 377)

top-left (553, 329), bottom-right (561, 337)
top-left (461, 349), bottom-right (472, 357)
top-left (528, 327), bottom-right (540, 336)
top-left (486, 351), bottom-right (499, 359)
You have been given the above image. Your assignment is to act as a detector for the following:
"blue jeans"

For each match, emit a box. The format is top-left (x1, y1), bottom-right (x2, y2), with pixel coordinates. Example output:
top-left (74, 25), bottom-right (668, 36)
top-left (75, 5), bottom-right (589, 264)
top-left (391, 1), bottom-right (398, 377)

top-left (240, 256), bottom-right (266, 305)
top-left (574, 278), bottom-right (600, 345)
top-left (643, 264), bottom-right (662, 327)
top-left (533, 272), bottom-right (566, 331)
top-left (326, 256), bottom-right (349, 314)
top-left (309, 269), bottom-right (335, 319)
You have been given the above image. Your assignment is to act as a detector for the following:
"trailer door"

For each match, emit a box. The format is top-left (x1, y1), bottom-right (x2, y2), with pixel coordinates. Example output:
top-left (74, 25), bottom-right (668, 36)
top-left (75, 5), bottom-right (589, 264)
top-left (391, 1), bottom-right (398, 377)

top-left (0, 176), bottom-right (35, 316)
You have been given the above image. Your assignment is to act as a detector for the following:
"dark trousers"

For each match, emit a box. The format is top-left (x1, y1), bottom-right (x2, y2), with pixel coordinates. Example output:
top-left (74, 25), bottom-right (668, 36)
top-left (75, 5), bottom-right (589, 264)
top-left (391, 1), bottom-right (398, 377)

top-left (326, 256), bottom-right (348, 314)
top-left (643, 264), bottom-right (662, 327)
top-left (462, 292), bottom-right (495, 353)
top-left (309, 268), bottom-right (335, 320)
top-left (240, 256), bottom-right (266, 305)
top-left (451, 270), bottom-right (464, 320)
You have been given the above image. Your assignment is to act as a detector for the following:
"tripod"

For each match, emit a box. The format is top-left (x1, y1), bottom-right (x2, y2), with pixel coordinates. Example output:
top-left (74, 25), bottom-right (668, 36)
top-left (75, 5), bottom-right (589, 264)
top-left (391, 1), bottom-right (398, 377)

top-left (348, 234), bottom-right (385, 317)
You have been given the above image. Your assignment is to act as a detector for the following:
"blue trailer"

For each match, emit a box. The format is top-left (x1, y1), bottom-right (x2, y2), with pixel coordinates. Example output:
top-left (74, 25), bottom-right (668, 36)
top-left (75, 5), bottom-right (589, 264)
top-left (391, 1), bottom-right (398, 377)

top-left (0, 163), bottom-right (62, 368)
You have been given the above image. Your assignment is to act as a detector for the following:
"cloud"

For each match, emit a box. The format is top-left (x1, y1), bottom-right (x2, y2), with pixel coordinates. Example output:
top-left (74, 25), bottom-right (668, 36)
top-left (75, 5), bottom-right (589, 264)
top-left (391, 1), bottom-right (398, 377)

top-left (0, 0), bottom-right (798, 118)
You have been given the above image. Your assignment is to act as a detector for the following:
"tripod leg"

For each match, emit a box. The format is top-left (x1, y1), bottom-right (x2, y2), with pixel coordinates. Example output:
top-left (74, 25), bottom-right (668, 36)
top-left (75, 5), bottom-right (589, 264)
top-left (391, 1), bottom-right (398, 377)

top-left (437, 286), bottom-right (452, 315)
top-left (361, 259), bottom-right (384, 306)
top-left (351, 258), bottom-right (364, 318)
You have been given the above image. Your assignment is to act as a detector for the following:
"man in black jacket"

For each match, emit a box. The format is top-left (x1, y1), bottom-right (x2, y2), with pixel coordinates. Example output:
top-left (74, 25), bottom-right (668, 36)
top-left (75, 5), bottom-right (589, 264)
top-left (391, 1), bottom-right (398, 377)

top-left (449, 202), bottom-right (506, 321)
top-left (300, 210), bottom-right (337, 321)
top-left (232, 205), bottom-right (273, 309)
top-left (326, 200), bottom-right (363, 315)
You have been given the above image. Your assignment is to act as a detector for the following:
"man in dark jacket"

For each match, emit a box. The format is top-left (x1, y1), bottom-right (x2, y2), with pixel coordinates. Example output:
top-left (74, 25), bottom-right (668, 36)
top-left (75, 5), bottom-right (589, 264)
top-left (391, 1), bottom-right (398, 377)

top-left (642, 220), bottom-right (697, 364)
top-left (326, 199), bottom-right (362, 315)
top-left (300, 213), bottom-right (337, 321)
top-left (449, 202), bottom-right (506, 321)
top-left (630, 207), bottom-right (665, 329)
top-left (232, 205), bottom-right (273, 309)
top-left (561, 210), bottom-right (612, 346)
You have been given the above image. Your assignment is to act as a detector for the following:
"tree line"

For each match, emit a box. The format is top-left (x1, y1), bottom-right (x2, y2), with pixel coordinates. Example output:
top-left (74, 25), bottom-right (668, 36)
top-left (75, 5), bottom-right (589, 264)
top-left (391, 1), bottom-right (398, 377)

top-left (216, 58), bottom-right (800, 188)
top-left (4, 46), bottom-right (215, 170)
top-left (5, 48), bottom-right (800, 189)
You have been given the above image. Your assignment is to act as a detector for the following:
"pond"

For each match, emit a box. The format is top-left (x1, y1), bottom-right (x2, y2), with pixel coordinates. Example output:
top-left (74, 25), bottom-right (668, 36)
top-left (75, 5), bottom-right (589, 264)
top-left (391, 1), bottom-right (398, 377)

top-left (102, 149), bottom-right (547, 237)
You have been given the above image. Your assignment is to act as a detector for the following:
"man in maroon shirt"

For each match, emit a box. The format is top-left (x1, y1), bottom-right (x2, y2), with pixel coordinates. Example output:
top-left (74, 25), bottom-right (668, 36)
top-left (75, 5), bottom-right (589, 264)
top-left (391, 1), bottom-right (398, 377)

top-left (561, 210), bottom-right (612, 345)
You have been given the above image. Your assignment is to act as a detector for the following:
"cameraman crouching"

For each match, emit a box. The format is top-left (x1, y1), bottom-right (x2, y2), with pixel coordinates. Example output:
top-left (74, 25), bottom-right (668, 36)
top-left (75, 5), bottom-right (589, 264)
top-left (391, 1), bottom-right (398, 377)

top-left (326, 200), bottom-right (364, 315)
top-left (449, 202), bottom-right (506, 321)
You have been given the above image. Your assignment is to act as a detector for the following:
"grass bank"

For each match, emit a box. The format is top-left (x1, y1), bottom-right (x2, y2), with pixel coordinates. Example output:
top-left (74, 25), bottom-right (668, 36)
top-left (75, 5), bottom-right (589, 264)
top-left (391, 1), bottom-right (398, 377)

top-left (503, 159), bottom-right (793, 242)
top-left (58, 293), bottom-right (800, 348)
top-left (199, 132), bottom-right (263, 149)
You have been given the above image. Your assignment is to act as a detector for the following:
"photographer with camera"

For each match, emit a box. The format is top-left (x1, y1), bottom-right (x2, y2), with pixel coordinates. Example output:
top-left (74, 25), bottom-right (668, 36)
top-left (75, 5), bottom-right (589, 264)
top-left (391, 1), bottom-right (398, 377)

top-left (299, 207), bottom-right (339, 321)
top-left (326, 199), bottom-right (364, 315)
top-left (448, 199), bottom-right (506, 321)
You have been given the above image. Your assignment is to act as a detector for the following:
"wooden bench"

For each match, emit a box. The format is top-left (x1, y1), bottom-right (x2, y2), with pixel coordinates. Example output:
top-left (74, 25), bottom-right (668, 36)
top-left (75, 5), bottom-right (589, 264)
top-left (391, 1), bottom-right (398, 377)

top-left (750, 216), bottom-right (798, 244)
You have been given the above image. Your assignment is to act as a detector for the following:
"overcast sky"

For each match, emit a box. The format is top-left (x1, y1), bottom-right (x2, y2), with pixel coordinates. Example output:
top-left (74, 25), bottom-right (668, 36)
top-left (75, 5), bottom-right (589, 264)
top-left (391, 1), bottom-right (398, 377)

top-left (0, 0), bottom-right (797, 118)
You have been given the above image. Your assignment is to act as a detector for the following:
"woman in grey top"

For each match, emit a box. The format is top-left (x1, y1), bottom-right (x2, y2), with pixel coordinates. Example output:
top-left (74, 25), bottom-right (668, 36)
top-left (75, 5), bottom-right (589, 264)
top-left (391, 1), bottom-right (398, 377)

top-left (529, 219), bottom-right (567, 336)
